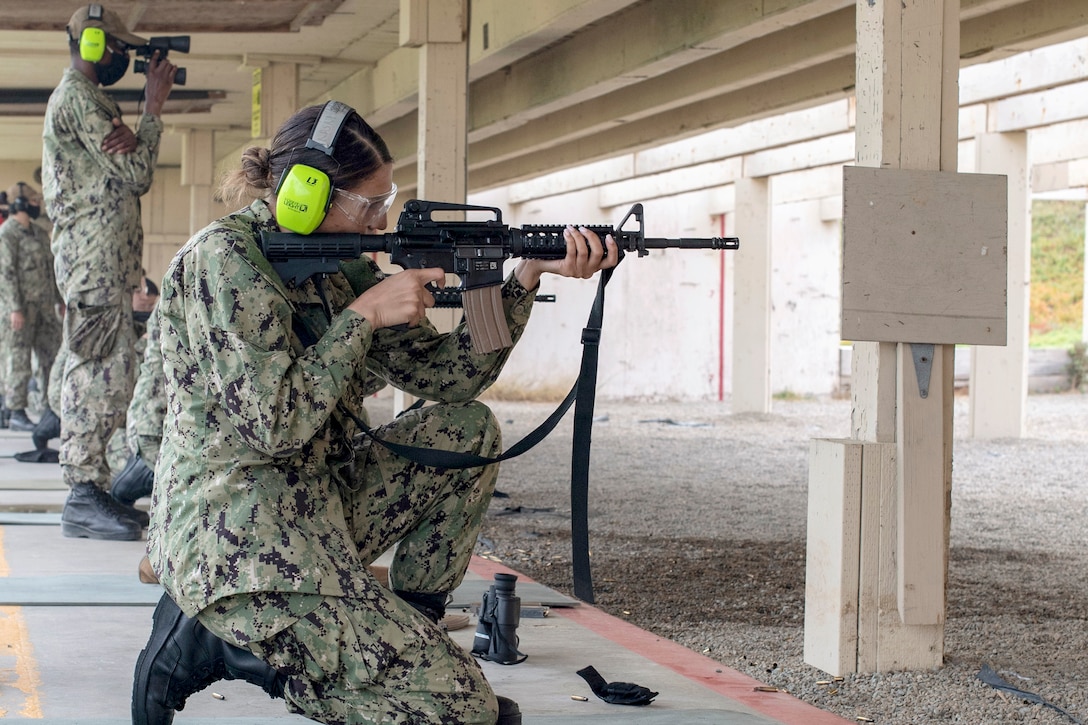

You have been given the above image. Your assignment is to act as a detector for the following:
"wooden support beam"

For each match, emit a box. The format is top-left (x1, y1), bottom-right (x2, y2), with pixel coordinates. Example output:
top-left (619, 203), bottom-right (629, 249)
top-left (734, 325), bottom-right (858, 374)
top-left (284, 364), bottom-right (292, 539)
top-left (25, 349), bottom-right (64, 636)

top-left (960, 0), bottom-right (1088, 64)
top-left (468, 56), bottom-right (855, 191)
top-left (635, 99), bottom-right (855, 177)
top-left (991, 81), bottom-right (1088, 132)
top-left (468, 1), bottom-right (855, 137)
top-left (744, 131), bottom-right (854, 178)
top-left (1033, 159), bottom-right (1088, 192)
top-left (960, 37), bottom-right (1088, 105)
top-left (397, 0), bottom-right (469, 412)
top-left (806, 0), bottom-right (963, 675)
top-left (248, 62), bottom-right (299, 141)
top-left (895, 344), bottom-right (947, 625)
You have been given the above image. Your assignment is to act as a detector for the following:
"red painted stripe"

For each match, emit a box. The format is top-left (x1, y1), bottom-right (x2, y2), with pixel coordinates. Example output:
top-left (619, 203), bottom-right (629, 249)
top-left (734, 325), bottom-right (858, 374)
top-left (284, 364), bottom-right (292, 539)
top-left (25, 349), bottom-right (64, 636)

top-left (469, 556), bottom-right (852, 725)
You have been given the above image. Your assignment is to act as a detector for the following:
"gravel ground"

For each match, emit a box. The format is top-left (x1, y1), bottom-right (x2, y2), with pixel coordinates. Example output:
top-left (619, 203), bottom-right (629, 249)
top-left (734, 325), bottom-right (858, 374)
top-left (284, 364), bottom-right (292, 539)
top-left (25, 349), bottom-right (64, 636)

top-left (474, 392), bottom-right (1088, 725)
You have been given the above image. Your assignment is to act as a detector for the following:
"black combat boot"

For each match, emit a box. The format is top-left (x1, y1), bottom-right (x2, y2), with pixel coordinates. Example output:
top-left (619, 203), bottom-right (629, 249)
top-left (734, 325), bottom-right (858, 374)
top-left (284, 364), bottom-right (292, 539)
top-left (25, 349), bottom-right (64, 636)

top-left (497, 696), bottom-right (522, 725)
top-left (394, 589), bottom-right (448, 624)
top-left (8, 408), bottom-right (34, 432)
top-left (111, 452), bottom-right (155, 506)
top-left (0, 395), bottom-right (8, 429)
top-left (31, 407), bottom-right (61, 450)
top-left (60, 482), bottom-right (142, 541)
top-left (133, 593), bottom-right (287, 725)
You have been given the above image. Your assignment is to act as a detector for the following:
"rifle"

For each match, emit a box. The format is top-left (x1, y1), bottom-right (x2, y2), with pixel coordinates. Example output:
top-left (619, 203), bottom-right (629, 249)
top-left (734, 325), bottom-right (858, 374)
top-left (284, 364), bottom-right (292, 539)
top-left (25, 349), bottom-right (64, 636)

top-left (260, 199), bottom-right (739, 353)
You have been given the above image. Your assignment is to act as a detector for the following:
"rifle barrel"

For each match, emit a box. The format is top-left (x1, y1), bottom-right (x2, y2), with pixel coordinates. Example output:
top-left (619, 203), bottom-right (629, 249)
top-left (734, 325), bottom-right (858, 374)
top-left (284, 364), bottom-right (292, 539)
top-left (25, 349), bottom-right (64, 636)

top-left (642, 237), bottom-right (739, 250)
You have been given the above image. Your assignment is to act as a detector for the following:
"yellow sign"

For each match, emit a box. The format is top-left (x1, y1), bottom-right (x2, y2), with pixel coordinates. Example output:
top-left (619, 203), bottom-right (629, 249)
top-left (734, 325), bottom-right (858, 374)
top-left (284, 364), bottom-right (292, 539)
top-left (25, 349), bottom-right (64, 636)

top-left (251, 68), bottom-right (262, 138)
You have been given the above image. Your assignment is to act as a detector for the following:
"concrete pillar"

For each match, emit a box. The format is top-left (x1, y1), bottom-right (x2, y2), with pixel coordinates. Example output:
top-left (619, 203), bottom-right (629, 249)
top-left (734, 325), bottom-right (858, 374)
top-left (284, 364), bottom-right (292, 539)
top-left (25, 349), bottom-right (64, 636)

top-left (971, 133), bottom-right (1030, 438)
top-left (731, 176), bottom-right (772, 414)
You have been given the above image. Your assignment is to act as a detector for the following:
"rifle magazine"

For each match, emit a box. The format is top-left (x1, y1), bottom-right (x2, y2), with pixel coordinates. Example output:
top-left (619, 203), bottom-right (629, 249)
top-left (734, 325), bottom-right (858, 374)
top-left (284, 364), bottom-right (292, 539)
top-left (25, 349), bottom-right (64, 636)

top-left (463, 286), bottom-right (512, 354)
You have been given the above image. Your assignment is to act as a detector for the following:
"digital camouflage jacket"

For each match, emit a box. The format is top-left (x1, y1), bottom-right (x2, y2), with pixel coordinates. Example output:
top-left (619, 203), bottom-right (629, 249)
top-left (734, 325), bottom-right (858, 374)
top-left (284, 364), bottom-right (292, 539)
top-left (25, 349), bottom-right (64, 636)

top-left (148, 199), bottom-right (535, 616)
top-left (42, 68), bottom-right (162, 299)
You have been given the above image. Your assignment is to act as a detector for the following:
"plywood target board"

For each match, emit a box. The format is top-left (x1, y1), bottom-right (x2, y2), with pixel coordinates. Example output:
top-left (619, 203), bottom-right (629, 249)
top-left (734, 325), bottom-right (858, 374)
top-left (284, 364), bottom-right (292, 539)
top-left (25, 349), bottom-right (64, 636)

top-left (841, 166), bottom-right (1008, 346)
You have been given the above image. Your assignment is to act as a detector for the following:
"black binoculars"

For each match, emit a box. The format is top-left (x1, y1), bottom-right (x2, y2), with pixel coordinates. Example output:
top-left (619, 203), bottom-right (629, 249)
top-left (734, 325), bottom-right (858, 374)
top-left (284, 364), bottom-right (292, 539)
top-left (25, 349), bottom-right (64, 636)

top-left (471, 572), bottom-right (527, 665)
top-left (133, 36), bottom-right (190, 86)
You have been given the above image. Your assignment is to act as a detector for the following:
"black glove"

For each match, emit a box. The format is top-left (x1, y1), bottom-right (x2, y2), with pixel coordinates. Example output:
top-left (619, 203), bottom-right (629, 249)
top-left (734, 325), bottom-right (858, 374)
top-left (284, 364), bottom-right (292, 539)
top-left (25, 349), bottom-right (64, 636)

top-left (576, 665), bottom-right (658, 706)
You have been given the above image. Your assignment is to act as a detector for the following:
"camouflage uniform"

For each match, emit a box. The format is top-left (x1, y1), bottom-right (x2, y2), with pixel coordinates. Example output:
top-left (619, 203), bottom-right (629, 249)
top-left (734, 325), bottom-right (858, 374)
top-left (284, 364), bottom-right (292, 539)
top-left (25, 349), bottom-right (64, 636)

top-left (0, 217), bottom-right (62, 410)
top-left (47, 339), bottom-right (66, 414)
top-left (147, 199), bottom-right (536, 724)
top-left (42, 68), bottom-right (162, 490)
top-left (125, 304), bottom-right (166, 468)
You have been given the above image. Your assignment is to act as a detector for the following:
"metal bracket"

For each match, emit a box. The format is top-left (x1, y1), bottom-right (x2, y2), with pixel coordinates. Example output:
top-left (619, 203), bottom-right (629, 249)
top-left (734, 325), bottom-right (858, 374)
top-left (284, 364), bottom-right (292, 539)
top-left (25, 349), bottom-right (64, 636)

top-left (910, 343), bottom-right (935, 398)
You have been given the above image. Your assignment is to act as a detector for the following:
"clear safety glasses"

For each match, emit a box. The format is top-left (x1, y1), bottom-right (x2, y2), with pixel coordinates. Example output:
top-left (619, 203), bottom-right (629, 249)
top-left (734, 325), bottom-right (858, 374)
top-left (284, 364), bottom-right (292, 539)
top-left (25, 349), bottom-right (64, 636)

top-left (332, 183), bottom-right (398, 225)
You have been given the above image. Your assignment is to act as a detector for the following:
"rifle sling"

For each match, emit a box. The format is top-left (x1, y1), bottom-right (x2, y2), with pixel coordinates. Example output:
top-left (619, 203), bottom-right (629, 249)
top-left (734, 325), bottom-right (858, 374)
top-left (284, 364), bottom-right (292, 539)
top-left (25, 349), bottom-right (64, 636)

top-left (309, 273), bottom-right (613, 605)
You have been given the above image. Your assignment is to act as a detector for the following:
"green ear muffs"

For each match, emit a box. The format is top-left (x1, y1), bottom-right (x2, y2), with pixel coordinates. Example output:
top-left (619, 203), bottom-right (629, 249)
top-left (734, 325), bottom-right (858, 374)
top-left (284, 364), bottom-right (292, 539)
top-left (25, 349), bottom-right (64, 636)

top-left (274, 163), bottom-right (332, 235)
top-left (80, 26), bottom-right (107, 63)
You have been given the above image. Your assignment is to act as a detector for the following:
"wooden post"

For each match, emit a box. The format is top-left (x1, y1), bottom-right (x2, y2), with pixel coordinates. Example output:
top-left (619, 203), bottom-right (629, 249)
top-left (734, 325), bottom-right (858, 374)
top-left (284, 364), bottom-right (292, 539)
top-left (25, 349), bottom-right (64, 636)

top-left (805, 0), bottom-right (968, 673)
top-left (249, 61), bottom-right (299, 141)
top-left (856, 0), bottom-right (958, 644)
top-left (397, 0), bottom-right (468, 413)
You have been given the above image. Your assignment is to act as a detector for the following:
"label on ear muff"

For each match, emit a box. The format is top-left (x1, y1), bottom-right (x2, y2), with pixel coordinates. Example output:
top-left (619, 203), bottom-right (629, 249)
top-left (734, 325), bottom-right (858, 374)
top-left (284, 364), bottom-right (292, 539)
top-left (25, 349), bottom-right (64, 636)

top-left (80, 27), bottom-right (107, 63)
top-left (275, 163), bottom-right (331, 235)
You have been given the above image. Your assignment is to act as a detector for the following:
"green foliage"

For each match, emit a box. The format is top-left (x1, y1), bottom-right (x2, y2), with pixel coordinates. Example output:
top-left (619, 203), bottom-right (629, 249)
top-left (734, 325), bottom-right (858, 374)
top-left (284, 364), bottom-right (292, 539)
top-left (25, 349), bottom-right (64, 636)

top-left (1030, 200), bottom-right (1085, 348)
top-left (773, 389), bottom-right (811, 401)
top-left (1069, 341), bottom-right (1088, 392)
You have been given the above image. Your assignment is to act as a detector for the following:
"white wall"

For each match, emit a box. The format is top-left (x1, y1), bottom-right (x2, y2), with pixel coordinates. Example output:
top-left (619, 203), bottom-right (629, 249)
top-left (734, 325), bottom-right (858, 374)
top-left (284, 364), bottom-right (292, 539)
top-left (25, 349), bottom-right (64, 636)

top-left (770, 197), bottom-right (843, 397)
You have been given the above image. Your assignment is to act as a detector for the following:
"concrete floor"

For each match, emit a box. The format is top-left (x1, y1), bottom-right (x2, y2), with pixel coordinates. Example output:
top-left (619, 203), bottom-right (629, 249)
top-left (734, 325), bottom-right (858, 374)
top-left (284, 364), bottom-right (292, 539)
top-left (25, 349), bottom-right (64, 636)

top-left (0, 426), bottom-right (850, 724)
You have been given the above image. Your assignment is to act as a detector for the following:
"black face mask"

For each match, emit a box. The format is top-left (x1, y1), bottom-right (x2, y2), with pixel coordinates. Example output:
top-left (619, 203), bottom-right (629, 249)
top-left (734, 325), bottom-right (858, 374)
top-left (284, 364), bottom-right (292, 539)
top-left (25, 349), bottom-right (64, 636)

top-left (96, 51), bottom-right (130, 87)
top-left (25, 204), bottom-right (40, 220)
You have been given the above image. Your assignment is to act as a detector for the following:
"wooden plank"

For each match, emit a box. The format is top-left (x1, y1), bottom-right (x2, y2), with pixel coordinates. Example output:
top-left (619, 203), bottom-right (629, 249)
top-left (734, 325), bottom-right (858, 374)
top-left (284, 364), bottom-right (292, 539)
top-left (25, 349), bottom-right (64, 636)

top-left (849, 341), bottom-right (897, 443)
top-left (960, 38), bottom-right (1088, 105)
top-left (992, 81), bottom-right (1088, 133)
top-left (598, 158), bottom-right (742, 208)
top-left (876, 430), bottom-right (943, 671)
top-left (1032, 159), bottom-right (1088, 193)
top-left (803, 438), bottom-right (863, 676)
top-left (635, 99), bottom-right (854, 176)
top-left (1031, 119), bottom-right (1088, 165)
top-left (744, 132), bottom-right (855, 178)
top-left (856, 441), bottom-right (895, 672)
top-left (466, 56), bottom-right (857, 191)
top-left (408, 0), bottom-right (469, 412)
top-left (841, 166), bottom-right (1008, 346)
top-left (896, 343), bottom-right (947, 625)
